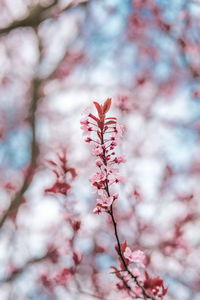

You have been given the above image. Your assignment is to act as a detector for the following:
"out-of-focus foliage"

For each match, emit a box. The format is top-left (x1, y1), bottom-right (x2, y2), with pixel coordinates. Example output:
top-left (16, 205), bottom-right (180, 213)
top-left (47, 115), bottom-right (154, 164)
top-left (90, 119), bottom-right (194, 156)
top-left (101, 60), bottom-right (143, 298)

top-left (0, 0), bottom-right (199, 299)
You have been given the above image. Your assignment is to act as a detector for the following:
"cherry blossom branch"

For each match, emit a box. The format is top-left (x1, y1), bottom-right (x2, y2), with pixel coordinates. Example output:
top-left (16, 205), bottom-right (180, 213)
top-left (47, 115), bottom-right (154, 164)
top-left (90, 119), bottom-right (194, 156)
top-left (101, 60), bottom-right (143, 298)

top-left (102, 127), bottom-right (157, 300)
top-left (100, 126), bottom-right (152, 298)
top-left (81, 99), bottom-right (167, 299)
top-left (109, 202), bottom-right (157, 300)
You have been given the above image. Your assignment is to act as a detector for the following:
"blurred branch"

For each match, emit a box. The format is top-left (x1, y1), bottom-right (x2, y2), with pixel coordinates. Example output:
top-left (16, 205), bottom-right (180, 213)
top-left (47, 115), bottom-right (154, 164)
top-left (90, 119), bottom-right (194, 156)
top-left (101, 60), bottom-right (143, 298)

top-left (0, 0), bottom-right (59, 35)
top-left (0, 0), bottom-right (88, 36)
top-left (0, 38), bottom-right (41, 229)
top-left (0, 249), bottom-right (57, 284)
top-left (167, 5), bottom-right (200, 80)
top-left (177, 37), bottom-right (200, 79)
top-left (0, 79), bottom-right (40, 228)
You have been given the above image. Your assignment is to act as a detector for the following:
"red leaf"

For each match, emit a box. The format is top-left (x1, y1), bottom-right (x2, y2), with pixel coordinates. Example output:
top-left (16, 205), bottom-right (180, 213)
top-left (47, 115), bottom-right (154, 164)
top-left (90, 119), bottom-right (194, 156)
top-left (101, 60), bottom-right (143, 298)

top-left (110, 266), bottom-right (122, 279)
top-left (110, 266), bottom-right (118, 272)
top-left (57, 151), bottom-right (66, 164)
top-left (121, 240), bottom-right (127, 253)
top-left (97, 120), bottom-right (104, 130)
top-left (97, 203), bottom-right (105, 208)
top-left (52, 169), bottom-right (60, 178)
top-left (88, 113), bottom-right (99, 123)
top-left (73, 251), bottom-right (82, 265)
top-left (46, 160), bottom-right (57, 166)
top-left (105, 120), bottom-right (116, 125)
top-left (104, 125), bottom-right (108, 132)
top-left (68, 168), bottom-right (77, 179)
top-left (93, 101), bottom-right (102, 118)
top-left (115, 244), bottom-right (119, 255)
top-left (103, 98), bottom-right (112, 114)
top-left (97, 130), bottom-right (102, 140)
top-left (144, 271), bottom-right (149, 280)
top-left (45, 182), bottom-right (71, 195)
top-left (162, 286), bottom-right (168, 296)
top-left (119, 257), bottom-right (126, 270)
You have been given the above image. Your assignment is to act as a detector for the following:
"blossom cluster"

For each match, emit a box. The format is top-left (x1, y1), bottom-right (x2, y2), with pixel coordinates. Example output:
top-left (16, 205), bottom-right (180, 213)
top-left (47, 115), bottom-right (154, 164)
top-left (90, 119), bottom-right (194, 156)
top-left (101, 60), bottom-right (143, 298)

top-left (39, 268), bottom-right (72, 291)
top-left (81, 98), bottom-right (126, 213)
top-left (124, 247), bottom-right (145, 268)
top-left (118, 242), bottom-right (168, 299)
top-left (115, 95), bottom-right (133, 113)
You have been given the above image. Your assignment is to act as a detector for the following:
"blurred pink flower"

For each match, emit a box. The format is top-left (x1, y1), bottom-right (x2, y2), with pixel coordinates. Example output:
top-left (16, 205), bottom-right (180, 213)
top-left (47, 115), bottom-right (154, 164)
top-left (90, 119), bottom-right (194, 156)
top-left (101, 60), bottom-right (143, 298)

top-left (124, 247), bottom-right (145, 268)
top-left (89, 170), bottom-right (107, 185)
top-left (97, 193), bottom-right (113, 207)
top-left (92, 144), bottom-right (103, 156)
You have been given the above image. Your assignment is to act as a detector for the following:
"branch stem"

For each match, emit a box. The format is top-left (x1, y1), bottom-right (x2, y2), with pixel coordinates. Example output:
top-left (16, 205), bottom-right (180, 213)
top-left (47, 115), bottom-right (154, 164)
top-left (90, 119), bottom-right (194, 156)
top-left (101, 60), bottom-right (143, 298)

top-left (100, 129), bottom-right (156, 300)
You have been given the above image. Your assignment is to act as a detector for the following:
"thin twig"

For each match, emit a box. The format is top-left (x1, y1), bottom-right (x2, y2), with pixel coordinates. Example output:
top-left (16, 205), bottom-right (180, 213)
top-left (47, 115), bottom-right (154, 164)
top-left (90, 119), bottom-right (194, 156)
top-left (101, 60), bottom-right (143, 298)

top-left (101, 129), bottom-right (157, 300)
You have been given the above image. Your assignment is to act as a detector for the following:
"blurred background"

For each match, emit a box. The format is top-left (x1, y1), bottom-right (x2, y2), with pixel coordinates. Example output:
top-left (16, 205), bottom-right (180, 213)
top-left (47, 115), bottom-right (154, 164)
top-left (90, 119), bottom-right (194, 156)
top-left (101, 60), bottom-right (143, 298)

top-left (0, 0), bottom-right (200, 299)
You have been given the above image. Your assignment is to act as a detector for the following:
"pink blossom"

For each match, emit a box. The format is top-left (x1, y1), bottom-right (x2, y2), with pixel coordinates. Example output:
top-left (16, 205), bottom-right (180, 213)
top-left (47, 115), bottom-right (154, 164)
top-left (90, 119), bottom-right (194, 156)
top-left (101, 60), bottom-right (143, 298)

top-left (97, 193), bottom-right (113, 207)
top-left (93, 207), bottom-right (102, 214)
top-left (52, 268), bottom-right (71, 286)
top-left (85, 137), bottom-right (92, 143)
top-left (92, 145), bottom-right (103, 156)
top-left (114, 124), bottom-right (125, 138)
top-left (97, 189), bottom-right (104, 196)
top-left (114, 156), bottom-right (126, 164)
top-left (124, 247), bottom-right (145, 268)
top-left (81, 123), bottom-right (92, 136)
top-left (133, 268), bottom-right (142, 281)
top-left (115, 174), bottom-right (125, 183)
top-left (107, 166), bottom-right (119, 175)
top-left (107, 168), bottom-right (125, 184)
top-left (96, 158), bottom-right (103, 167)
top-left (110, 135), bottom-right (116, 141)
top-left (113, 192), bottom-right (119, 200)
top-left (111, 141), bottom-right (117, 147)
top-left (115, 95), bottom-right (133, 113)
top-left (132, 285), bottom-right (143, 297)
top-left (124, 272), bottom-right (131, 283)
top-left (89, 170), bottom-right (106, 184)
top-left (80, 117), bottom-right (89, 126)
top-left (105, 155), bottom-right (111, 161)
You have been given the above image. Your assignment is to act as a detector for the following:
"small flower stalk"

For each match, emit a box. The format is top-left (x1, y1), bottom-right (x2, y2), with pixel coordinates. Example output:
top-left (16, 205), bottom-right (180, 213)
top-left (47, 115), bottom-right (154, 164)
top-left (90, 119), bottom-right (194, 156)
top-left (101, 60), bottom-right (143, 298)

top-left (81, 98), bottom-right (125, 214)
top-left (81, 99), bottom-right (167, 299)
